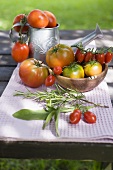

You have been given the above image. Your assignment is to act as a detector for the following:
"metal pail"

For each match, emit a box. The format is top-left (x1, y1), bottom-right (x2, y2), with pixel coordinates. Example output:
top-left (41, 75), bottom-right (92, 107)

top-left (28, 24), bottom-right (60, 63)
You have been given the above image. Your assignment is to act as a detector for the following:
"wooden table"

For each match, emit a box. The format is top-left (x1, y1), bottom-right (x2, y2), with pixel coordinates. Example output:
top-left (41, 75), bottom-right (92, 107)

top-left (0, 29), bottom-right (113, 169)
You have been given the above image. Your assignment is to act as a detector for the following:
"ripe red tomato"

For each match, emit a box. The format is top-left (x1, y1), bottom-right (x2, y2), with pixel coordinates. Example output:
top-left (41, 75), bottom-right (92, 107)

top-left (27, 9), bottom-right (49, 28)
top-left (62, 63), bottom-right (84, 78)
top-left (69, 109), bottom-right (82, 124)
top-left (44, 11), bottom-right (57, 28)
top-left (19, 58), bottom-right (49, 88)
top-left (75, 50), bottom-right (85, 63)
top-left (84, 111), bottom-right (96, 124)
top-left (53, 66), bottom-right (62, 75)
top-left (84, 61), bottom-right (102, 77)
top-left (13, 14), bottom-right (29, 33)
top-left (11, 41), bottom-right (29, 62)
top-left (96, 53), bottom-right (105, 65)
top-left (105, 51), bottom-right (113, 63)
top-left (46, 44), bottom-right (75, 68)
top-left (84, 51), bottom-right (93, 62)
top-left (45, 75), bottom-right (56, 86)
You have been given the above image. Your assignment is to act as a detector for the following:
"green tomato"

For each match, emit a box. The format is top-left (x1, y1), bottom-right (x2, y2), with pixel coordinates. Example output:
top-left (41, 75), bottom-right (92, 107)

top-left (62, 63), bottom-right (84, 78)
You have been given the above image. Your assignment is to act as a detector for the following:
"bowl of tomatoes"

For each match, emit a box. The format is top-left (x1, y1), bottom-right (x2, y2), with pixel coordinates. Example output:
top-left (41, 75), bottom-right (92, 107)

top-left (55, 63), bottom-right (108, 92)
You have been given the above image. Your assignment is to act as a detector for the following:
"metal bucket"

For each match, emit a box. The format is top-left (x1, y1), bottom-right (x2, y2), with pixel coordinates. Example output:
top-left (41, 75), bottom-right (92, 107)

top-left (28, 24), bottom-right (60, 63)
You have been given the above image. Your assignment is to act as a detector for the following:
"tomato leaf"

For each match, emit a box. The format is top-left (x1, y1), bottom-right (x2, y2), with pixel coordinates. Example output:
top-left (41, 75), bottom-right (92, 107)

top-left (13, 109), bottom-right (49, 120)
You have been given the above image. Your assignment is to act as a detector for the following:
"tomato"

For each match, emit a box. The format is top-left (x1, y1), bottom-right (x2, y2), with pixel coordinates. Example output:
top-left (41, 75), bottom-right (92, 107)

top-left (62, 63), bottom-right (84, 78)
top-left (13, 14), bottom-right (29, 33)
top-left (45, 75), bottom-right (55, 86)
top-left (69, 109), bottom-right (82, 124)
top-left (53, 66), bottom-right (62, 75)
top-left (96, 53), bottom-right (105, 65)
top-left (46, 44), bottom-right (75, 68)
top-left (105, 51), bottom-right (113, 63)
top-left (84, 111), bottom-right (96, 124)
top-left (27, 9), bottom-right (49, 28)
top-left (75, 50), bottom-right (85, 63)
top-left (19, 58), bottom-right (49, 88)
top-left (84, 51), bottom-right (93, 62)
top-left (84, 61), bottom-right (102, 77)
top-left (44, 11), bottom-right (57, 28)
top-left (11, 41), bottom-right (29, 62)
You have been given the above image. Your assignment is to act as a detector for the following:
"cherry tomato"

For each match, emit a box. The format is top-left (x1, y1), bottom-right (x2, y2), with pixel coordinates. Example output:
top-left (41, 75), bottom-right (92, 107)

top-left (84, 51), bottom-right (93, 62)
top-left (105, 51), bottom-right (113, 63)
top-left (45, 75), bottom-right (56, 86)
top-left (13, 14), bottom-right (29, 33)
top-left (75, 50), bottom-right (85, 63)
top-left (11, 41), bottom-right (29, 62)
top-left (27, 9), bottom-right (49, 28)
top-left (46, 44), bottom-right (75, 68)
top-left (96, 53), bottom-right (105, 65)
top-left (84, 61), bottom-right (102, 77)
top-left (53, 66), bottom-right (62, 75)
top-left (69, 109), bottom-right (82, 124)
top-left (44, 11), bottom-right (57, 28)
top-left (19, 58), bottom-right (49, 88)
top-left (84, 111), bottom-right (96, 124)
top-left (62, 63), bottom-right (84, 78)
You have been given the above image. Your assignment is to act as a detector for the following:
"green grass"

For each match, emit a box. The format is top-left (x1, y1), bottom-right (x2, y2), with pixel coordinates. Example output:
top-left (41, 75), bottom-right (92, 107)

top-left (0, 0), bottom-right (111, 169)
top-left (0, 159), bottom-right (101, 170)
top-left (0, 0), bottom-right (113, 30)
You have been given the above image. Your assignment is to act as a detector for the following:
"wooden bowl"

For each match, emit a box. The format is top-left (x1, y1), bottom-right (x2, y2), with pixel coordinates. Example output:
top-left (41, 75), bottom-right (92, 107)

top-left (56, 64), bottom-right (108, 92)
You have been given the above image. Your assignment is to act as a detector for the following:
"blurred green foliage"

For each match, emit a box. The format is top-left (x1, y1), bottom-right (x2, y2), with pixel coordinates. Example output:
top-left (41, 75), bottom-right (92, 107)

top-left (0, 0), bottom-right (113, 30)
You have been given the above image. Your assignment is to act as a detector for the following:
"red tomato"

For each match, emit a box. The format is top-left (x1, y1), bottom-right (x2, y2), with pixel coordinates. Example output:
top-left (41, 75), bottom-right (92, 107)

top-left (53, 66), bottom-right (62, 75)
top-left (46, 44), bottom-right (75, 68)
top-left (69, 109), bottom-right (82, 124)
top-left (45, 75), bottom-right (56, 86)
top-left (13, 14), bottom-right (29, 33)
top-left (84, 51), bottom-right (93, 62)
top-left (84, 111), bottom-right (96, 124)
top-left (19, 58), bottom-right (49, 88)
top-left (96, 53), bottom-right (105, 65)
top-left (27, 9), bottom-right (49, 28)
top-left (75, 50), bottom-right (85, 63)
top-left (105, 51), bottom-right (113, 63)
top-left (11, 41), bottom-right (29, 62)
top-left (44, 11), bottom-right (57, 28)
top-left (84, 61), bottom-right (102, 76)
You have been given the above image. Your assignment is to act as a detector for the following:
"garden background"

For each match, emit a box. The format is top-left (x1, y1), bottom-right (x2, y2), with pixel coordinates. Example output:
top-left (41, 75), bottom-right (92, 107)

top-left (0, 0), bottom-right (113, 169)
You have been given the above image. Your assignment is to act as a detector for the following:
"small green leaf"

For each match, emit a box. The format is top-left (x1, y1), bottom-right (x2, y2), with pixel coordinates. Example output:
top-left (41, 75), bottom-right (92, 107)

top-left (13, 109), bottom-right (49, 120)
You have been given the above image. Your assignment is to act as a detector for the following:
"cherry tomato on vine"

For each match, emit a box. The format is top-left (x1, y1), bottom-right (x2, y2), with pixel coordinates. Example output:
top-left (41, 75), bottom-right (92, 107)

top-left (69, 109), bottom-right (82, 124)
top-left (75, 50), bottom-right (85, 63)
top-left (46, 44), bottom-right (74, 68)
top-left (84, 51), bottom-right (93, 62)
top-left (27, 9), bottom-right (49, 28)
top-left (84, 111), bottom-right (96, 124)
top-left (105, 51), bottom-right (113, 63)
top-left (11, 41), bottom-right (29, 62)
top-left (53, 66), bottom-right (62, 75)
top-left (95, 53), bottom-right (105, 65)
top-left (45, 75), bottom-right (56, 86)
top-left (19, 58), bottom-right (49, 88)
top-left (84, 61), bottom-right (102, 77)
top-left (13, 14), bottom-right (29, 33)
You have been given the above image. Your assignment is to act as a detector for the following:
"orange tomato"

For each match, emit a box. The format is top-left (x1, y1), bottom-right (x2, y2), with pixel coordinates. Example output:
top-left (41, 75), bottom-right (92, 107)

top-left (46, 44), bottom-right (75, 68)
top-left (27, 9), bottom-right (49, 28)
top-left (13, 14), bottom-right (29, 33)
top-left (44, 11), bottom-right (57, 28)
top-left (11, 41), bottom-right (29, 63)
